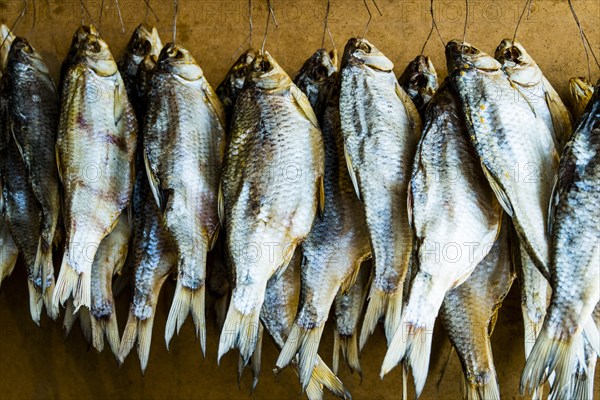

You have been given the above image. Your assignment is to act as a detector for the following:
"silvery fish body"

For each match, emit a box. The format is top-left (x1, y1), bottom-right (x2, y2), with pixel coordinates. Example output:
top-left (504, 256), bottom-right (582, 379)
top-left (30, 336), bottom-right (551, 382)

top-left (440, 217), bottom-right (515, 400)
top-left (277, 51), bottom-right (369, 391)
top-left (495, 40), bottom-right (573, 153)
top-left (447, 40), bottom-right (558, 280)
top-left (54, 34), bottom-right (137, 311)
top-left (521, 81), bottom-right (600, 399)
top-left (398, 55), bottom-right (438, 117)
top-left (143, 43), bottom-right (226, 354)
top-left (339, 38), bottom-right (422, 348)
top-left (219, 51), bottom-right (324, 363)
top-left (381, 81), bottom-right (502, 395)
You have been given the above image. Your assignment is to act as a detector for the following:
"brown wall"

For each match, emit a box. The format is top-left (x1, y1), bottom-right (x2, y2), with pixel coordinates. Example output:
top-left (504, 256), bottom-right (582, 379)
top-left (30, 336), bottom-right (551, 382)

top-left (0, 1), bottom-right (599, 399)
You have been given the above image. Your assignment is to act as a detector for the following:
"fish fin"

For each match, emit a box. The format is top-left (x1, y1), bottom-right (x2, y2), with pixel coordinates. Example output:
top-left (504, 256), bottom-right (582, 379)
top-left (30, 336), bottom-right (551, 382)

top-left (202, 83), bottom-right (227, 131)
top-left (547, 175), bottom-right (559, 236)
top-left (583, 317), bottom-right (599, 355)
top-left (384, 291), bottom-right (404, 346)
top-left (407, 184), bottom-right (414, 229)
top-left (27, 280), bottom-right (43, 326)
top-left (522, 304), bottom-right (544, 360)
top-left (9, 123), bottom-right (25, 164)
top-left (90, 317), bottom-right (104, 353)
top-left (292, 85), bottom-right (319, 129)
top-left (54, 143), bottom-right (63, 184)
top-left (208, 224), bottom-right (220, 252)
top-left (508, 78), bottom-right (537, 117)
top-left (249, 323), bottom-right (264, 393)
top-left (381, 315), bottom-right (435, 398)
top-left (332, 329), bottom-right (340, 375)
top-left (217, 183), bottom-right (225, 226)
top-left (542, 77), bottom-right (573, 149)
top-left (520, 327), bottom-right (584, 398)
top-left (402, 363), bottom-right (408, 400)
top-left (343, 144), bottom-right (360, 201)
top-left (113, 81), bottom-right (125, 126)
top-left (395, 82), bottom-right (422, 133)
top-left (570, 349), bottom-right (596, 400)
top-left (317, 175), bottom-right (325, 218)
top-left (345, 333), bottom-right (362, 378)
top-left (53, 257), bottom-right (79, 308)
top-left (311, 355), bottom-right (351, 400)
top-left (74, 269), bottom-right (91, 311)
top-left (480, 162), bottom-right (514, 217)
top-left (277, 325), bottom-right (325, 393)
top-left (143, 151), bottom-right (162, 210)
top-left (43, 279), bottom-right (59, 321)
top-left (0, 244), bottom-right (18, 287)
top-left (165, 282), bottom-right (206, 356)
top-left (218, 305), bottom-right (261, 364)
top-left (339, 261), bottom-right (362, 295)
top-left (359, 287), bottom-right (386, 350)
top-left (97, 313), bottom-right (120, 358)
top-left (118, 311), bottom-right (138, 366)
top-left (63, 299), bottom-right (78, 338)
top-left (79, 306), bottom-right (92, 345)
top-left (462, 371), bottom-right (500, 400)
top-left (137, 317), bottom-right (156, 374)
top-left (304, 378), bottom-right (324, 400)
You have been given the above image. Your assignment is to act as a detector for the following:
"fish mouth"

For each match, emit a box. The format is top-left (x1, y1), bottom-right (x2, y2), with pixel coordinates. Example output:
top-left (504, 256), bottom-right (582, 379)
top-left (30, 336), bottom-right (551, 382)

top-left (494, 39), bottom-right (525, 67)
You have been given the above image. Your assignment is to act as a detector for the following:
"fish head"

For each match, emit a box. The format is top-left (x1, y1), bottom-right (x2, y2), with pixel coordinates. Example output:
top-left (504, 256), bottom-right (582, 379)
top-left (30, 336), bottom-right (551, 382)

top-left (494, 39), bottom-right (541, 86)
top-left (298, 48), bottom-right (338, 84)
top-left (228, 48), bottom-right (257, 91)
top-left (127, 24), bottom-right (163, 64)
top-left (156, 43), bottom-right (203, 81)
top-left (445, 40), bottom-right (501, 75)
top-left (73, 34), bottom-right (118, 77)
top-left (246, 51), bottom-right (292, 90)
top-left (341, 38), bottom-right (394, 72)
top-left (6, 37), bottom-right (51, 77)
top-left (0, 24), bottom-right (16, 75)
top-left (398, 55), bottom-right (438, 103)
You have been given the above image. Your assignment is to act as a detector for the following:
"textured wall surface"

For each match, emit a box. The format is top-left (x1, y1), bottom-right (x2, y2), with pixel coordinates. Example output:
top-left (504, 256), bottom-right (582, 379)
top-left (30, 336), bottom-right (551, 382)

top-left (0, 0), bottom-right (599, 399)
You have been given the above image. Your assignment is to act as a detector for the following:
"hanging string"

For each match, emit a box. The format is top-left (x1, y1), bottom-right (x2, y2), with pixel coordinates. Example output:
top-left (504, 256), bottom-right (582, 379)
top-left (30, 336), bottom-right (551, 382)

top-left (260, 0), bottom-right (278, 55)
top-left (462, 0), bottom-right (468, 45)
top-left (568, 0), bottom-right (599, 81)
top-left (361, 0), bottom-right (382, 39)
top-left (1, 0), bottom-right (26, 48)
top-left (420, 0), bottom-right (445, 55)
top-left (115, 0), bottom-right (125, 33)
top-left (172, 0), bottom-right (178, 44)
top-left (512, 0), bottom-right (533, 43)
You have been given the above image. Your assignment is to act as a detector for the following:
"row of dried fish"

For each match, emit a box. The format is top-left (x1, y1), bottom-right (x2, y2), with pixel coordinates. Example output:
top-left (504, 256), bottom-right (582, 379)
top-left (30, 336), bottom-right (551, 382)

top-left (0, 22), bottom-right (597, 400)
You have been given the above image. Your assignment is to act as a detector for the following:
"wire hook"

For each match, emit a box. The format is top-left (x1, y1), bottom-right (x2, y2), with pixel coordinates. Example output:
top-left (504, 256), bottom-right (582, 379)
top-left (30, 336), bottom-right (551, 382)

top-left (361, 0), bottom-right (382, 39)
top-left (568, 0), bottom-right (599, 82)
top-left (420, 0), bottom-right (444, 55)
top-left (172, 0), bottom-right (178, 44)
top-left (462, 0), bottom-right (469, 45)
top-left (260, 0), bottom-right (278, 55)
top-left (512, 0), bottom-right (533, 43)
top-left (1, 0), bottom-right (26, 49)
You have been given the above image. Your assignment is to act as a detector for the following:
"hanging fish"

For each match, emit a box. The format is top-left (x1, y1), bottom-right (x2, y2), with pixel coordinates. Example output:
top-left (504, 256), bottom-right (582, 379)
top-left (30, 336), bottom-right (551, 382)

top-left (398, 55), bottom-right (439, 117)
top-left (293, 48), bottom-right (338, 121)
top-left (216, 48), bottom-right (256, 129)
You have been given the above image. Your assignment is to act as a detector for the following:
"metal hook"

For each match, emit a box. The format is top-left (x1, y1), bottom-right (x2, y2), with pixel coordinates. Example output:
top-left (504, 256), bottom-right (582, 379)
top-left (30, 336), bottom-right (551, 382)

top-left (321, 0), bottom-right (330, 48)
top-left (172, 0), bottom-right (178, 44)
top-left (143, 0), bottom-right (159, 24)
top-left (114, 0), bottom-right (125, 33)
top-left (420, 0), bottom-right (445, 55)
top-left (361, 0), bottom-right (382, 39)
top-left (512, 0), bottom-right (532, 43)
top-left (1, 0), bottom-right (26, 49)
top-left (568, 0), bottom-right (599, 82)
top-left (260, 0), bottom-right (278, 55)
top-left (79, 0), bottom-right (94, 26)
top-left (249, 0), bottom-right (253, 49)
top-left (462, 0), bottom-right (468, 45)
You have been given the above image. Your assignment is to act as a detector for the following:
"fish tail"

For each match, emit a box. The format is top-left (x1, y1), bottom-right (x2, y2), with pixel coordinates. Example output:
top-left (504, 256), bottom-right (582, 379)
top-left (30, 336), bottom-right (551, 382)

top-left (27, 280), bottom-right (43, 325)
top-left (461, 371), bottom-right (500, 400)
top-left (217, 304), bottom-right (261, 364)
top-left (0, 247), bottom-right (18, 288)
top-left (334, 332), bottom-right (361, 378)
top-left (381, 316), bottom-right (435, 398)
top-left (583, 317), bottom-right (599, 355)
top-left (520, 326), bottom-right (584, 398)
top-left (35, 237), bottom-right (55, 295)
top-left (276, 324), bottom-right (326, 394)
top-left (62, 299), bottom-right (78, 338)
top-left (570, 352), bottom-right (596, 400)
top-left (43, 278), bottom-right (59, 321)
top-left (79, 306), bottom-right (92, 345)
top-left (91, 313), bottom-right (120, 358)
top-left (522, 304), bottom-right (544, 359)
top-left (305, 378), bottom-right (324, 400)
top-left (402, 363), bottom-right (408, 400)
top-left (311, 355), bottom-right (351, 400)
top-left (359, 287), bottom-right (387, 350)
top-left (250, 323), bottom-right (263, 393)
top-left (384, 291), bottom-right (404, 345)
top-left (118, 311), bottom-right (138, 366)
top-left (90, 317), bottom-right (104, 352)
top-left (165, 281), bottom-right (206, 355)
top-left (53, 254), bottom-right (86, 310)
top-left (332, 330), bottom-right (340, 375)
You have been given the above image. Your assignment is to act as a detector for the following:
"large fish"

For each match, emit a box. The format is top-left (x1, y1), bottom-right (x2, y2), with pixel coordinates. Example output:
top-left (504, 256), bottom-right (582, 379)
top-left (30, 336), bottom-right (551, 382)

top-left (293, 48), bottom-right (338, 121)
top-left (118, 24), bottom-right (162, 118)
top-left (521, 81), bottom-right (600, 399)
top-left (495, 40), bottom-right (573, 153)
top-left (446, 40), bottom-right (558, 280)
top-left (381, 81), bottom-right (502, 394)
top-left (4, 37), bottom-right (61, 293)
top-left (332, 260), bottom-right (371, 377)
top-left (261, 251), bottom-right (350, 400)
top-left (568, 77), bottom-right (594, 122)
top-left (54, 34), bottom-right (137, 311)
top-left (216, 48), bottom-right (256, 129)
top-left (277, 51), bottom-right (370, 390)
top-left (118, 160), bottom-right (177, 373)
top-left (398, 55), bottom-right (438, 117)
top-left (89, 212), bottom-right (129, 357)
top-left (339, 38), bottom-right (422, 349)
top-left (0, 24), bottom-right (18, 288)
top-left (218, 51), bottom-right (324, 363)
top-left (440, 217), bottom-right (515, 400)
top-left (144, 43), bottom-right (226, 354)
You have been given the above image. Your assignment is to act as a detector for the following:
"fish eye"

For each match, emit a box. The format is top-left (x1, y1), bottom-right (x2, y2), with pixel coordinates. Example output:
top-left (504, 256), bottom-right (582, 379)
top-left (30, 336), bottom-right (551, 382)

top-left (87, 40), bottom-right (101, 53)
top-left (357, 42), bottom-right (371, 53)
top-left (174, 50), bottom-right (185, 59)
top-left (415, 75), bottom-right (428, 87)
top-left (316, 66), bottom-right (329, 80)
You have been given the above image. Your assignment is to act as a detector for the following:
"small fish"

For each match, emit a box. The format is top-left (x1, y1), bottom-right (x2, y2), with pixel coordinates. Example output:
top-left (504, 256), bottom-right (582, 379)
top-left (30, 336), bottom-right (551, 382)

top-left (54, 34), bottom-right (137, 311)
top-left (219, 51), bottom-right (324, 364)
top-left (144, 43), bottom-right (225, 355)
top-left (293, 48), bottom-right (338, 121)
top-left (118, 24), bottom-right (163, 118)
top-left (398, 55), bottom-right (438, 117)
top-left (216, 48), bottom-right (256, 129)
top-left (4, 37), bottom-right (61, 295)
top-left (261, 250), bottom-right (350, 400)
top-left (118, 161), bottom-right (177, 373)
top-left (440, 217), bottom-right (515, 400)
top-left (381, 81), bottom-right (502, 395)
top-left (495, 39), bottom-right (573, 153)
top-left (89, 212), bottom-right (130, 357)
top-left (339, 38), bottom-right (422, 349)
top-left (568, 77), bottom-right (594, 122)
top-left (333, 260), bottom-right (371, 377)
top-left (521, 81), bottom-right (600, 399)
top-left (277, 52), bottom-right (370, 391)
top-left (447, 40), bottom-right (558, 280)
